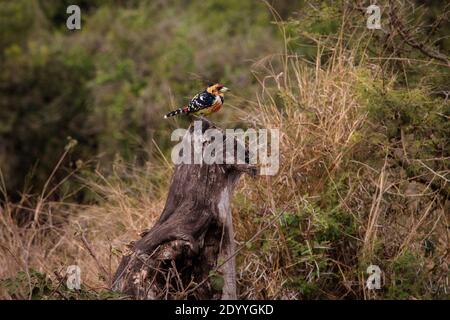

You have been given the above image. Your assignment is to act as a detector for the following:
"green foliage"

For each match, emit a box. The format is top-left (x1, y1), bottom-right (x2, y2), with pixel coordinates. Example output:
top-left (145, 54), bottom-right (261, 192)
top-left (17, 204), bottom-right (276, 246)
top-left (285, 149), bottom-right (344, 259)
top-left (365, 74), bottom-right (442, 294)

top-left (1, 269), bottom-right (52, 300)
top-left (284, 1), bottom-right (343, 61)
top-left (279, 188), bottom-right (358, 298)
top-left (0, 269), bottom-right (128, 300)
top-left (287, 278), bottom-right (321, 299)
top-left (0, 0), bottom-right (280, 200)
top-left (0, 0), bottom-right (35, 49)
top-left (209, 271), bottom-right (225, 292)
top-left (0, 42), bottom-right (95, 199)
top-left (357, 71), bottom-right (449, 189)
top-left (385, 252), bottom-right (429, 300)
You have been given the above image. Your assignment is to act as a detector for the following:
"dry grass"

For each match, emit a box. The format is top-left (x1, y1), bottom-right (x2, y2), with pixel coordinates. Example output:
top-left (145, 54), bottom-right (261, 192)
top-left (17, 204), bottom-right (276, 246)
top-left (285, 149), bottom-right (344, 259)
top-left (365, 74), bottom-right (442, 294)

top-left (0, 159), bottom-right (168, 299)
top-left (231, 30), bottom-right (449, 299)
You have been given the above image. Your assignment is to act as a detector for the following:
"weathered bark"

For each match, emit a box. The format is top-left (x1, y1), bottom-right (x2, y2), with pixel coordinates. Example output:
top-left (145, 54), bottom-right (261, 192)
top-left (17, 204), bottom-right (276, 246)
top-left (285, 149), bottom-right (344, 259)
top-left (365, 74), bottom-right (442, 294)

top-left (112, 119), bottom-right (256, 299)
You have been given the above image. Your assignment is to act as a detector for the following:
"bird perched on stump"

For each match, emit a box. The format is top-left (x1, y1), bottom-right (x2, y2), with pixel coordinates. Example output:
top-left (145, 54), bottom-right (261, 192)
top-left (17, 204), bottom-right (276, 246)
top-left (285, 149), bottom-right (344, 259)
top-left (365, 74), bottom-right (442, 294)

top-left (164, 83), bottom-right (230, 118)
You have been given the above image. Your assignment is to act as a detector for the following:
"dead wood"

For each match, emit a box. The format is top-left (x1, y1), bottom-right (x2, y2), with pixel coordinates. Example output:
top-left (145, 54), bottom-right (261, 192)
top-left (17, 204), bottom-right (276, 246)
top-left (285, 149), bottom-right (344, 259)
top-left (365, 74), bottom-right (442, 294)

top-left (112, 119), bottom-right (256, 299)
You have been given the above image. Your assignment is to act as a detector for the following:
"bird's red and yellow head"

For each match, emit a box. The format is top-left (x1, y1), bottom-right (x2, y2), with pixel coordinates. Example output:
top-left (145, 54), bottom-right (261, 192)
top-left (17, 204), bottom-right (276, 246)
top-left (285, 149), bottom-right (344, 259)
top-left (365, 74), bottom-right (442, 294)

top-left (206, 83), bottom-right (230, 96)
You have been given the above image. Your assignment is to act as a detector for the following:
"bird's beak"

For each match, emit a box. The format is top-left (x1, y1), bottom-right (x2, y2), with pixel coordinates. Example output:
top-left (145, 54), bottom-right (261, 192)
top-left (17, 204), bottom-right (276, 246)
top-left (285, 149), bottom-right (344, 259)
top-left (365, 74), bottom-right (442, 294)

top-left (220, 87), bottom-right (230, 93)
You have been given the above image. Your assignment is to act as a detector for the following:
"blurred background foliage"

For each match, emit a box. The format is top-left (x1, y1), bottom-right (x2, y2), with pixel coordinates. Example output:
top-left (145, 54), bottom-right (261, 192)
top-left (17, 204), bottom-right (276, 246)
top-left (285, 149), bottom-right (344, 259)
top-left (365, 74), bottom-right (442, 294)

top-left (0, 0), bottom-right (294, 201)
top-left (1, 0), bottom-right (448, 202)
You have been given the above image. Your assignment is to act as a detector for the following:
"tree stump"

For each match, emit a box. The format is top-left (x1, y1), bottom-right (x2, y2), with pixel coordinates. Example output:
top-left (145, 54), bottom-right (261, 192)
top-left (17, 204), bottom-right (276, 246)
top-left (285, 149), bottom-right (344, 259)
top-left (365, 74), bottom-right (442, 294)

top-left (112, 119), bottom-right (256, 299)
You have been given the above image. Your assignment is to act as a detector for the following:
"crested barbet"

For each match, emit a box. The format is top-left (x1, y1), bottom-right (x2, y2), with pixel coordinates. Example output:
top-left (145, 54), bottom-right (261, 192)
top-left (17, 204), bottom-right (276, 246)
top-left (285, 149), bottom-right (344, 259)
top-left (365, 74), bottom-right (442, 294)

top-left (164, 83), bottom-right (230, 118)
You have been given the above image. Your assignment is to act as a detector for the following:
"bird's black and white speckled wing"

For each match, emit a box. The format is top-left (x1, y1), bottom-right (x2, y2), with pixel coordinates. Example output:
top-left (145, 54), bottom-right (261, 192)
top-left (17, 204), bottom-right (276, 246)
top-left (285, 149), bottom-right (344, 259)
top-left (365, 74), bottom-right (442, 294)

top-left (187, 91), bottom-right (216, 113)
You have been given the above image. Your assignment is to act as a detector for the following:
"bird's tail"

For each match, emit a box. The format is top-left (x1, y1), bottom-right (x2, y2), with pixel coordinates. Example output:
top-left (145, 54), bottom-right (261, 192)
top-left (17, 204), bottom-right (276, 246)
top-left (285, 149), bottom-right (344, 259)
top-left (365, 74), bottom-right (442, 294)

top-left (164, 107), bottom-right (188, 118)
